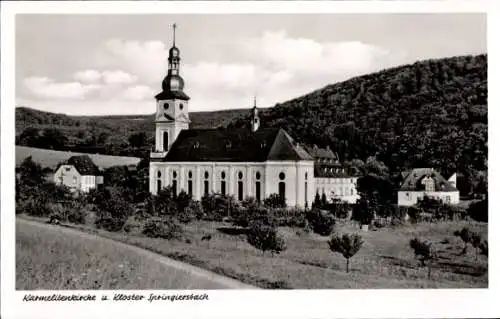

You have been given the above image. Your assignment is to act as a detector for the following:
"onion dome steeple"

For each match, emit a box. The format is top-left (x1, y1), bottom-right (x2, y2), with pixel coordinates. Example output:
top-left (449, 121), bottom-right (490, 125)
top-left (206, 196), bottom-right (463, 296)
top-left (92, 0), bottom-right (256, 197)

top-left (156, 23), bottom-right (189, 101)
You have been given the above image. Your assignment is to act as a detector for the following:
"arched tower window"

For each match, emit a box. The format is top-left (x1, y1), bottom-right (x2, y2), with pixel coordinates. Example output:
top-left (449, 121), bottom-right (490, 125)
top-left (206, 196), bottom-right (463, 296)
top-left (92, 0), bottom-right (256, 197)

top-left (279, 172), bottom-right (286, 206)
top-left (157, 170), bottom-right (162, 192)
top-left (221, 171), bottom-right (226, 195)
top-left (187, 170), bottom-right (193, 197)
top-left (237, 171), bottom-right (244, 201)
top-left (163, 132), bottom-right (169, 151)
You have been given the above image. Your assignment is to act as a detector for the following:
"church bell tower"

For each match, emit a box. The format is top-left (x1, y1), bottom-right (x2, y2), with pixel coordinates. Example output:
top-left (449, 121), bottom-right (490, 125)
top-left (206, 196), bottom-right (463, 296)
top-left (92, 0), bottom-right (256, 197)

top-left (151, 23), bottom-right (190, 158)
top-left (251, 96), bottom-right (260, 132)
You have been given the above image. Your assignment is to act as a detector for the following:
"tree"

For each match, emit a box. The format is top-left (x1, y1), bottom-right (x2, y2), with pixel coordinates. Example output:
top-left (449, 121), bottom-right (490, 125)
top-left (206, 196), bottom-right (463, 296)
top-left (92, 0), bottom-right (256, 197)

top-left (306, 208), bottom-right (336, 236)
top-left (409, 238), bottom-right (437, 279)
top-left (467, 197), bottom-right (487, 222)
top-left (246, 221), bottom-right (286, 256)
top-left (18, 156), bottom-right (45, 190)
top-left (18, 127), bottom-right (41, 147)
top-left (479, 240), bottom-right (488, 257)
top-left (321, 192), bottom-right (328, 207)
top-left (454, 227), bottom-right (472, 255)
top-left (264, 193), bottom-right (286, 208)
top-left (328, 233), bottom-right (364, 273)
top-left (470, 232), bottom-right (482, 262)
top-left (313, 192), bottom-right (322, 208)
top-left (128, 132), bottom-right (148, 149)
top-left (39, 128), bottom-right (68, 150)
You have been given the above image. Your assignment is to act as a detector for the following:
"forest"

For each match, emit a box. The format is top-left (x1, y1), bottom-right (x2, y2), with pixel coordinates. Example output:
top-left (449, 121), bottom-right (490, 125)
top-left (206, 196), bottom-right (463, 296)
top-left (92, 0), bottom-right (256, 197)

top-left (16, 54), bottom-right (487, 196)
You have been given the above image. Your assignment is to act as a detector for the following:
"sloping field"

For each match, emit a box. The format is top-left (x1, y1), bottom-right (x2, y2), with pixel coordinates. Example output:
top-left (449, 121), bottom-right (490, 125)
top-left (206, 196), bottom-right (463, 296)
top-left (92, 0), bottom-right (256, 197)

top-left (16, 146), bottom-right (141, 169)
top-left (16, 219), bottom-right (254, 290)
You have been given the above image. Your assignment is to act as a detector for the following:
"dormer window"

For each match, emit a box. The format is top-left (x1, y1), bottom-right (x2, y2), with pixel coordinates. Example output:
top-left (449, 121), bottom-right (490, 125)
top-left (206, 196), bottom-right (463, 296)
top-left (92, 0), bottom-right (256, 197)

top-left (422, 176), bottom-right (435, 192)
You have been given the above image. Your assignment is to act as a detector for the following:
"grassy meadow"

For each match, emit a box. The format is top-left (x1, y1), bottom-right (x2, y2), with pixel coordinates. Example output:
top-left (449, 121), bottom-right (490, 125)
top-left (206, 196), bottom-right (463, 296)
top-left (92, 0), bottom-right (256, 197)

top-left (15, 146), bottom-right (141, 170)
top-left (16, 219), bottom-right (232, 290)
top-left (20, 215), bottom-right (487, 289)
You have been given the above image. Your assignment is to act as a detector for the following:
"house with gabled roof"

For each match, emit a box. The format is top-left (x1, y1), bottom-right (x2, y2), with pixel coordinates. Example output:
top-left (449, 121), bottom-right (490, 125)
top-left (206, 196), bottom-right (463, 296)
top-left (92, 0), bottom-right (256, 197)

top-left (53, 155), bottom-right (103, 193)
top-left (397, 168), bottom-right (459, 206)
top-left (304, 145), bottom-right (360, 204)
top-left (149, 24), bottom-right (315, 208)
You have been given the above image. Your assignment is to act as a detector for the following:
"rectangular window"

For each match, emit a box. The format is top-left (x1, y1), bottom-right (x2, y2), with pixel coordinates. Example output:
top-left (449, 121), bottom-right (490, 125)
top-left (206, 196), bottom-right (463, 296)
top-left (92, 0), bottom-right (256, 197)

top-left (221, 181), bottom-right (226, 195)
top-left (188, 180), bottom-right (193, 197)
top-left (279, 182), bottom-right (286, 206)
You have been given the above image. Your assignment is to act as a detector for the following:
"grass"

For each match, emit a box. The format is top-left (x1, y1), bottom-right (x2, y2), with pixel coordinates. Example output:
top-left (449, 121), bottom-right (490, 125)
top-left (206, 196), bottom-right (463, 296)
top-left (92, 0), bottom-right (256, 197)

top-left (16, 146), bottom-right (141, 170)
top-left (16, 219), bottom-right (231, 290)
top-left (20, 215), bottom-right (488, 289)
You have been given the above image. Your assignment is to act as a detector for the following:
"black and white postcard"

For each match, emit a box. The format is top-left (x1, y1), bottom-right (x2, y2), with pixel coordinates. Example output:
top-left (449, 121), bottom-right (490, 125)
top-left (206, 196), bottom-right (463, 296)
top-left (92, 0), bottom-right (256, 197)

top-left (1, 1), bottom-right (498, 319)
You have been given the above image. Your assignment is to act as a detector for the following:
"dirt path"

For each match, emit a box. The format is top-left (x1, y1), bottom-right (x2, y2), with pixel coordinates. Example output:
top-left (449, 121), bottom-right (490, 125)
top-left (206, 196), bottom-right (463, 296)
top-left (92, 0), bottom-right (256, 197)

top-left (17, 218), bottom-right (259, 289)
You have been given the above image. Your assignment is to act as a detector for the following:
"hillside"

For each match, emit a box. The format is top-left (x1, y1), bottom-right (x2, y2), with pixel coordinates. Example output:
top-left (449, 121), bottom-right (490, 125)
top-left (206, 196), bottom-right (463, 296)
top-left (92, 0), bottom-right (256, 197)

top-left (16, 54), bottom-right (487, 194)
top-left (229, 54), bottom-right (487, 193)
top-left (16, 146), bottom-right (141, 170)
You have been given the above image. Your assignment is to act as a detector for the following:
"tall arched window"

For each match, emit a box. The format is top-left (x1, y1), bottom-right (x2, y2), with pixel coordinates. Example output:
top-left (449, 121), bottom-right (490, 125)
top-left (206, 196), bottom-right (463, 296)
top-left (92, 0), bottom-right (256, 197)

top-left (188, 170), bottom-right (193, 197)
top-left (157, 171), bottom-right (162, 193)
top-left (304, 172), bottom-right (308, 208)
top-left (255, 172), bottom-right (261, 202)
top-left (221, 171), bottom-right (226, 195)
top-left (279, 172), bottom-right (286, 206)
top-left (204, 171), bottom-right (210, 197)
top-left (163, 132), bottom-right (169, 151)
top-left (237, 171), bottom-right (244, 201)
top-left (172, 170), bottom-right (178, 197)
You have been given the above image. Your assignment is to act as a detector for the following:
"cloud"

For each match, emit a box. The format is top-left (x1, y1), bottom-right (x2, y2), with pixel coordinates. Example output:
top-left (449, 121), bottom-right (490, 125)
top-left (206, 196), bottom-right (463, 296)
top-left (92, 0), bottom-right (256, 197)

top-left (73, 69), bottom-right (102, 83)
top-left (121, 85), bottom-right (155, 101)
top-left (23, 76), bottom-right (100, 100)
top-left (19, 30), bottom-right (406, 114)
top-left (102, 70), bottom-right (138, 85)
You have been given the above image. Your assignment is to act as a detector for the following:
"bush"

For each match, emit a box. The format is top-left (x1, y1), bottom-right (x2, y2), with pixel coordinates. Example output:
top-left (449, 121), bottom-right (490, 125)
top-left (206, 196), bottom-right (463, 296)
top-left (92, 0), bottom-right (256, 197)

top-left (201, 193), bottom-right (234, 221)
top-left (468, 198), bottom-right (488, 222)
top-left (247, 221), bottom-right (286, 256)
top-left (95, 215), bottom-right (127, 232)
top-left (66, 205), bottom-right (86, 225)
top-left (409, 238), bottom-right (437, 279)
top-left (328, 233), bottom-right (364, 273)
top-left (20, 197), bottom-right (52, 217)
top-left (306, 208), bottom-right (336, 236)
top-left (479, 240), bottom-right (488, 256)
top-left (263, 193), bottom-right (286, 208)
top-left (142, 217), bottom-right (184, 240)
top-left (123, 216), bottom-right (143, 234)
top-left (272, 208), bottom-right (307, 228)
top-left (454, 227), bottom-right (472, 254)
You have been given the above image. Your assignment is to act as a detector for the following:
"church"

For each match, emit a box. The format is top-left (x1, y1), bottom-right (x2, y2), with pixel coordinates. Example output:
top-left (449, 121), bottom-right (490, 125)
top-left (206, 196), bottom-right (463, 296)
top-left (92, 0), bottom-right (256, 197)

top-left (149, 24), bottom-right (357, 209)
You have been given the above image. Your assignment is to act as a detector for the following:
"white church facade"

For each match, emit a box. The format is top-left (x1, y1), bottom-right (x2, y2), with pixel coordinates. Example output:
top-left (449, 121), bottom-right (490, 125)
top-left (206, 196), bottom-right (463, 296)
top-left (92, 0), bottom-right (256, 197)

top-left (149, 24), bottom-right (357, 209)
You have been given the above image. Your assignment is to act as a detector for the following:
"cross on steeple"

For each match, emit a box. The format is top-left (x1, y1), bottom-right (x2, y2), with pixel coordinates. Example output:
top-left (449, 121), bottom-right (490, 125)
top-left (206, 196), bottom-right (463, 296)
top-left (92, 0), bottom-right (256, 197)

top-left (172, 23), bottom-right (177, 46)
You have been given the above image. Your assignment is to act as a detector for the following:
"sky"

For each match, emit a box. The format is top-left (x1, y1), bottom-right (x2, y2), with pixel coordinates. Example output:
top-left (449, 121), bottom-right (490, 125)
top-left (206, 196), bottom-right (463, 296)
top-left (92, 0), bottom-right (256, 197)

top-left (16, 14), bottom-right (486, 116)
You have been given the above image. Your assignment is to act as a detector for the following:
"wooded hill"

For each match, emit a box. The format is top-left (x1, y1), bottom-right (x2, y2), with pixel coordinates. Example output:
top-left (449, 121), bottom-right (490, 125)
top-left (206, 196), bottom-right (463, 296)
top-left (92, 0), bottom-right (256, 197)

top-left (16, 54), bottom-right (487, 195)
